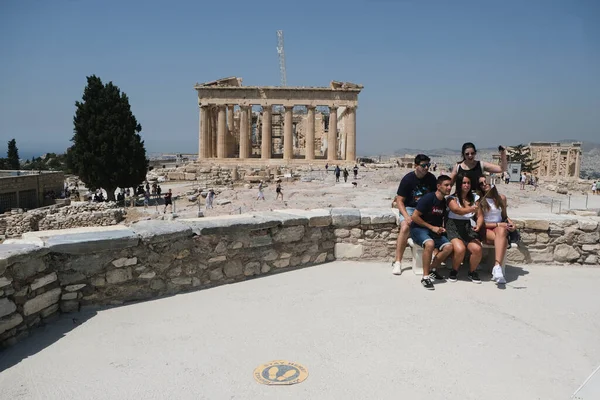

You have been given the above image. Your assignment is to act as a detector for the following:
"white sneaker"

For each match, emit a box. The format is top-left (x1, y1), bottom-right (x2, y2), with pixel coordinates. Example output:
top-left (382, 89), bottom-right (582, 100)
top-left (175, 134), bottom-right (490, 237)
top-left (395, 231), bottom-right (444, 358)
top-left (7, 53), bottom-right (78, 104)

top-left (492, 265), bottom-right (506, 284)
top-left (392, 261), bottom-right (402, 275)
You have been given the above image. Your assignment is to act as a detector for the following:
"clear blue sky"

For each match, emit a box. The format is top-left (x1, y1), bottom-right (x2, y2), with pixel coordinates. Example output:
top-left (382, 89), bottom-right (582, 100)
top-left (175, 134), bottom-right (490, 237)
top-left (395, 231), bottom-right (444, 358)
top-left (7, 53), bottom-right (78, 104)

top-left (1, 0), bottom-right (599, 158)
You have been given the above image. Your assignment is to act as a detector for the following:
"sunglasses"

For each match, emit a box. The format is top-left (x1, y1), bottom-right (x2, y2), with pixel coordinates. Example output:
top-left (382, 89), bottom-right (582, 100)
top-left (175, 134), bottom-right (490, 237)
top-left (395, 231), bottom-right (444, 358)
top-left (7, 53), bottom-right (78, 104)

top-left (479, 181), bottom-right (488, 186)
top-left (419, 163), bottom-right (431, 168)
top-left (464, 152), bottom-right (476, 156)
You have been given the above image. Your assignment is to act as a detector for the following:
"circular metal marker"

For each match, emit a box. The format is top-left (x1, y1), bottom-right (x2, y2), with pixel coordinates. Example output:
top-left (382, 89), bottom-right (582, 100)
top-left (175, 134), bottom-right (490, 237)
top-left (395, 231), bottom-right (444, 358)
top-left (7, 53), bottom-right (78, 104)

top-left (253, 360), bottom-right (309, 385)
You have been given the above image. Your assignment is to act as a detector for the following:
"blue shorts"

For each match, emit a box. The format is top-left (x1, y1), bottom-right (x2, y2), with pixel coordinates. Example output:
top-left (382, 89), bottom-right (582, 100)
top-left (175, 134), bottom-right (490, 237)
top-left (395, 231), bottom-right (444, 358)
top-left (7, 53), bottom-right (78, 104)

top-left (411, 226), bottom-right (451, 250)
top-left (398, 207), bottom-right (415, 224)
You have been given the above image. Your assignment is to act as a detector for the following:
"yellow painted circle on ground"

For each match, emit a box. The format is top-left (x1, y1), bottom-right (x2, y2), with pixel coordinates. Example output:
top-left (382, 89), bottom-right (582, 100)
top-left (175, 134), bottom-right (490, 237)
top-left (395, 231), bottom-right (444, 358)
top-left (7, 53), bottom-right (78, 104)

top-left (253, 360), bottom-right (309, 385)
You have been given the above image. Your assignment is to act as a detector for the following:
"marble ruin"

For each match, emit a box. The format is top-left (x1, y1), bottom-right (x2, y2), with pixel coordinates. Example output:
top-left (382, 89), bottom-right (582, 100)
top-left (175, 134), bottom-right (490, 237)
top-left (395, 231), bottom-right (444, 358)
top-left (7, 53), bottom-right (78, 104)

top-left (529, 142), bottom-right (582, 179)
top-left (195, 77), bottom-right (363, 163)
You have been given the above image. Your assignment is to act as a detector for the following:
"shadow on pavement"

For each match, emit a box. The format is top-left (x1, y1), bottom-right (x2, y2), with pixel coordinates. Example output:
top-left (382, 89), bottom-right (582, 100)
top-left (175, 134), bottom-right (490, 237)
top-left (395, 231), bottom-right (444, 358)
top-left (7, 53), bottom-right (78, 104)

top-left (0, 308), bottom-right (98, 373)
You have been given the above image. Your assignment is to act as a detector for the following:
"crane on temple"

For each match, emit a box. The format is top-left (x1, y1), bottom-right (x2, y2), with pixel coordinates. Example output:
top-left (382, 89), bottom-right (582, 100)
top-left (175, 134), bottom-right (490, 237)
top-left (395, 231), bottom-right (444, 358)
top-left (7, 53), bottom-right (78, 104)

top-left (276, 30), bottom-right (287, 87)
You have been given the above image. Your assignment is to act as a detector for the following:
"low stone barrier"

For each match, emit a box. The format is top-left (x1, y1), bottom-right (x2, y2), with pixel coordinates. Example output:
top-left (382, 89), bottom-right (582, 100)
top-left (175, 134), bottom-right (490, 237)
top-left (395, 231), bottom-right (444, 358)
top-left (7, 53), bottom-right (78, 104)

top-left (0, 209), bottom-right (598, 348)
top-left (0, 202), bottom-right (125, 238)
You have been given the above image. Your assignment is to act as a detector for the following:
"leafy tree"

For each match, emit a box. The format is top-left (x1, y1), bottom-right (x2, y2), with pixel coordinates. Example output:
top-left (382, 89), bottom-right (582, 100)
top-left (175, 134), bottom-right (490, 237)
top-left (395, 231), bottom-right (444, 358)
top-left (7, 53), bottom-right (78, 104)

top-left (7, 139), bottom-right (20, 170)
top-left (0, 158), bottom-right (8, 169)
top-left (67, 75), bottom-right (147, 200)
top-left (507, 144), bottom-right (540, 173)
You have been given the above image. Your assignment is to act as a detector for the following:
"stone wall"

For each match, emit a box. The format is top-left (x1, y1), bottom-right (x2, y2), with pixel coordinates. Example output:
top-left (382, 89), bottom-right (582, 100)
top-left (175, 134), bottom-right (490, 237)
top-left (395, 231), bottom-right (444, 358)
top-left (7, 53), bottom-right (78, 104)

top-left (0, 202), bottom-right (125, 238)
top-left (1, 209), bottom-right (599, 348)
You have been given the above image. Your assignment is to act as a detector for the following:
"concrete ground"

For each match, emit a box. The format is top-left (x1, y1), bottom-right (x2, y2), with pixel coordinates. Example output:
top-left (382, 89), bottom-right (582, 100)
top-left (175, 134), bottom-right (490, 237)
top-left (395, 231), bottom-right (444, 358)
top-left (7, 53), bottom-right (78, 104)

top-left (1, 261), bottom-right (599, 400)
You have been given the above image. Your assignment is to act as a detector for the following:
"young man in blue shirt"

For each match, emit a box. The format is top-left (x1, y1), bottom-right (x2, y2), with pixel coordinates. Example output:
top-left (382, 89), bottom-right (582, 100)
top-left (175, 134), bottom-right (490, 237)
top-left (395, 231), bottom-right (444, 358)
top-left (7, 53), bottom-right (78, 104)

top-left (411, 174), bottom-right (454, 290)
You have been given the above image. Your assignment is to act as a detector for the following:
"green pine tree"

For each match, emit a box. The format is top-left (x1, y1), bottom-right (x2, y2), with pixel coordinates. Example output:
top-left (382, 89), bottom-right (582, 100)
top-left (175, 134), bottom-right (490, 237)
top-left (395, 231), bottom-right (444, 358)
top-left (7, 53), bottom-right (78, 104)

top-left (67, 75), bottom-right (147, 200)
top-left (507, 144), bottom-right (540, 173)
top-left (7, 139), bottom-right (20, 170)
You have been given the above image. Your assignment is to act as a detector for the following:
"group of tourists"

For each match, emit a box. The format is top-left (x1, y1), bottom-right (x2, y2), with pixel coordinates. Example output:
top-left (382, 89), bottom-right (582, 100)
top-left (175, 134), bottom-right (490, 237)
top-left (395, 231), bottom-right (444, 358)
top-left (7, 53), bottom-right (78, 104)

top-left (392, 142), bottom-right (517, 290)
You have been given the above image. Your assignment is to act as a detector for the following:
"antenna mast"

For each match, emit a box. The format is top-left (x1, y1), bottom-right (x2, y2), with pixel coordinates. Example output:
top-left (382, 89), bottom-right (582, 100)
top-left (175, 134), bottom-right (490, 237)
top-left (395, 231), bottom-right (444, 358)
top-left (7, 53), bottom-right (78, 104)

top-left (276, 30), bottom-right (287, 87)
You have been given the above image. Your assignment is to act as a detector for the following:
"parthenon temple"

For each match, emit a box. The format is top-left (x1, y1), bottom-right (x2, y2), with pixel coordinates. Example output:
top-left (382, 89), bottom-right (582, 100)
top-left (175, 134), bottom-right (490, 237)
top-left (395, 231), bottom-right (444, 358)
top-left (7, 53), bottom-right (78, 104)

top-left (529, 142), bottom-right (582, 178)
top-left (195, 77), bottom-right (363, 163)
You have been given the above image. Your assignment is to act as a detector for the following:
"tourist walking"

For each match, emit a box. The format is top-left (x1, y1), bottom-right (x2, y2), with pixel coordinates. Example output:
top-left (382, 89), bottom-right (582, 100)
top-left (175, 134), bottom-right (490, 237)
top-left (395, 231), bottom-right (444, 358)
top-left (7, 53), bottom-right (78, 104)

top-left (520, 172), bottom-right (526, 190)
top-left (446, 173), bottom-right (483, 284)
top-left (163, 189), bottom-right (173, 213)
top-left (410, 175), bottom-right (454, 290)
top-left (592, 181), bottom-right (597, 195)
top-left (257, 181), bottom-right (265, 200)
top-left (353, 164), bottom-right (359, 179)
top-left (343, 168), bottom-right (349, 182)
top-left (391, 154), bottom-right (437, 275)
top-left (143, 190), bottom-right (150, 209)
top-left (450, 142), bottom-right (507, 185)
top-left (206, 189), bottom-right (215, 209)
top-left (276, 182), bottom-right (283, 200)
top-left (334, 165), bottom-right (341, 182)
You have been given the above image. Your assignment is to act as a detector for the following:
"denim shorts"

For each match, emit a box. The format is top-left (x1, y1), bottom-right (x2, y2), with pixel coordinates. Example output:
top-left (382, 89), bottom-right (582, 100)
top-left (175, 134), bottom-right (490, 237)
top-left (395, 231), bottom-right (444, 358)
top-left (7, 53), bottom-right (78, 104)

top-left (398, 207), bottom-right (415, 224)
top-left (411, 226), bottom-right (451, 250)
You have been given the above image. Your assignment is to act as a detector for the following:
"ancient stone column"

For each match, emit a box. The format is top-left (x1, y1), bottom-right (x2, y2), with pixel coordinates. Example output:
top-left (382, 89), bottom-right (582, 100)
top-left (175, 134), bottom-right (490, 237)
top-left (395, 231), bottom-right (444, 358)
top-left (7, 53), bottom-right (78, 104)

top-left (227, 105), bottom-right (235, 157)
top-left (345, 107), bottom-right (356, 161)
top-left (239, 106), bottom-right (250, 159)
top-left (565, 149), bottom-right (571, 177)
top-left (261, 106), bottom-right (272, 159)
top-left (575, 149), bottom-right (581, 178)
top-left (199, 105), bottom-right (209, 159)
top-left (305, 106), bottom-right (315, 160)
top-left (217, 106), bottom-right (227, 159)
top-left (284, 106), bottom-right (294, 160)
top-left (210, 107), bottom-right (217, 158)
top-left (328, 106), bottom-right (338, 161)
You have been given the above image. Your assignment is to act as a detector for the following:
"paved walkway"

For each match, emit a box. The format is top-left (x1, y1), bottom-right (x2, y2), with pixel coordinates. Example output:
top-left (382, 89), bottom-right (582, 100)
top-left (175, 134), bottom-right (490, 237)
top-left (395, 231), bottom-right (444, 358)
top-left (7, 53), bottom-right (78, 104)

top-left (1, 261), bottom-right (599, 400)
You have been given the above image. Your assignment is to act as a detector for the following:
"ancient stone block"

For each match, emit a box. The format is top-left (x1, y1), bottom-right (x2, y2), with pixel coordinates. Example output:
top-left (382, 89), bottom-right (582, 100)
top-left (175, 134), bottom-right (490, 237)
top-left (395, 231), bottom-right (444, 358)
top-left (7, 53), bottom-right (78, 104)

top-left (273, 259), bottom-right (290, 268)
top-left (334, 243), bottom-right (363, 259)
top-left (584, 255), bottom-right (597, 264)
top-left (65, 284), bottom-right (87, 292)
top-left (171, 277), bottom-right (192, 285)
top-left (0, 277), bottom-right (12, 289)
top-left (61, 292), bottom-right (78, 300)
top-left (91, 276), bottom-right (106, 287)
top-left (528, 250), bottom-right (554, 263)
top-left (224, 260), bottom-right (243, 277)
top-left (23, 288), bottom-right (61, 316)
top-left (553, 244), bottom-right (580, 263)
top-left (150, 279), bottom-right (165, 291)
top-left (273, 226), bottom-right (305, 243)
top-left (520, 232), bottom-right (537, 245)
top-left (30, 272), bottom-right (58, 291)
top-left (506, 247), bottom-right (527, 263)
top-left (261, 263), bottom-right (271, 273)
top-left (250, 235), bottom-right (272, 247)
top-left (263, 250), bottom-right (278, 261)
top-left (579, 232), bottom-right (600, 244)
top-left (167, 266), bottom-right (182, 277)
top-left (0, 298), bottom-right (17, 318)
top-left (209, 268), bottom-right (223, 281)
top-left (175, 249), bottom-right (191, 260)
top-left (331, 208), bottom-right (361, 227)
top-left (112, 257), bottom-right (138, 268)
top-left (536, 233), bottom-right (550, 244)
top-left (0, 313), bottom-right (23, 335)
top-left (40, 304), bottom-right (59, 318)
top-left (229, 241), bottom-right (243, 249)
top-left (334, 229), bottom-right (350, 238)
top-left (578, 220), bottom-right (599, 232)
top-left (525, 220), bottom-right (549, 231)
top-left (208, 255), bottom-right (226, 263)
top-left (11, 258), bottom-right (47, 280)
top-left (106, 268), bottom-right (133, 284)
top-left (139, 271), bottom-right (156, 279)
top-left (582, 244), bottom-right (600, 252)
top-left (244, 261), bottom-right (261, 276)
top-left (350, 229), bottom-right (362, 238)
top-left (314, 253), bottom-right (327, 263)
top-left (360, 208), bottom-right (397, 225)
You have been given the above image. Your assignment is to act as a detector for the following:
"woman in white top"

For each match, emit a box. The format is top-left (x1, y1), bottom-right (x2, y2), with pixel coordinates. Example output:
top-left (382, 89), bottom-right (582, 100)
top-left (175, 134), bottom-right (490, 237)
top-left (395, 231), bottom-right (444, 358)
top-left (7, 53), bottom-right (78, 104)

top-left (477, 177), bottom-right (516, 284)
top-left (446, 173), bottom-right (484, 283)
